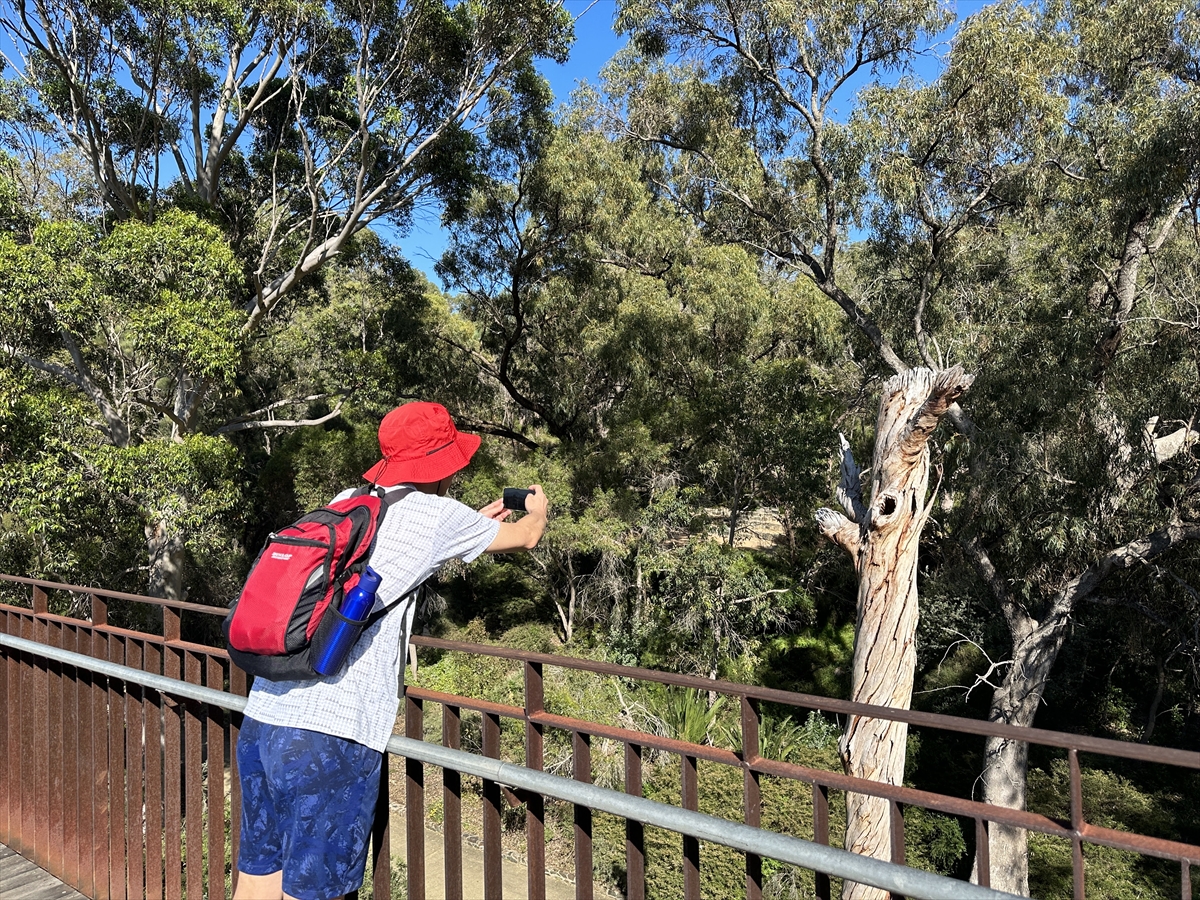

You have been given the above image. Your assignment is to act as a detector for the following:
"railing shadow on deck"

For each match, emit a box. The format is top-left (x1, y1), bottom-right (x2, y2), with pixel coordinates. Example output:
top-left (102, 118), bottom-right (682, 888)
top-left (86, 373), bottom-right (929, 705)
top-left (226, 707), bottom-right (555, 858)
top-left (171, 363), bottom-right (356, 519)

top-left (1, 573), bottom-right (1198, 900)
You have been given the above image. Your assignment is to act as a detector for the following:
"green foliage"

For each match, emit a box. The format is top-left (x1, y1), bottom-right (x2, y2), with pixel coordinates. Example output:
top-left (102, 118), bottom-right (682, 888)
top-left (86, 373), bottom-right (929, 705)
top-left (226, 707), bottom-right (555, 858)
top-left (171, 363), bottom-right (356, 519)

top-left (1027, 758), bottom-right (1200, 898)
top-left (644, 686), bottom-right (727, 746)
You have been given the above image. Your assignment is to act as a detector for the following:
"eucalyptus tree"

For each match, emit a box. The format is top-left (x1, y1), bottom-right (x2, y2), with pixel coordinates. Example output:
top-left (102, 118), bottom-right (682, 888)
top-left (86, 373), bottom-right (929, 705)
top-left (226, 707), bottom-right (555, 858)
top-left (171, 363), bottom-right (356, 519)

top-left (605, 2), bottom-right (955, 890)
top-left (0, 0), bottom-right (572, 598)
top-left (608, 0), bottom-right (1200, 895)
top-left (0, 208), bottom-right (246, 602)
top-left (856, 3), bottom-right (1200, 892)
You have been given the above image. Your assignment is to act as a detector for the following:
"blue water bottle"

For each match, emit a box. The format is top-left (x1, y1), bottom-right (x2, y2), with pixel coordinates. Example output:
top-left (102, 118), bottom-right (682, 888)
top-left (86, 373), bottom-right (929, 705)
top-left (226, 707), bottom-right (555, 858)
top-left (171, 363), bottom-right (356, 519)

top-left (311, 566), bottom-right (382, 675)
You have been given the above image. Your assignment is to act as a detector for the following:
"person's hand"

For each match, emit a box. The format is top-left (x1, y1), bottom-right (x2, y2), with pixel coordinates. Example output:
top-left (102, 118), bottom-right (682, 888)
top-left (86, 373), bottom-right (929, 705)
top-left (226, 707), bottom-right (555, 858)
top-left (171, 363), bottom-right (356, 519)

top-left (523, 484), bottom-right (549, 519)
top-left (478, 498), bottom-right (512, 522)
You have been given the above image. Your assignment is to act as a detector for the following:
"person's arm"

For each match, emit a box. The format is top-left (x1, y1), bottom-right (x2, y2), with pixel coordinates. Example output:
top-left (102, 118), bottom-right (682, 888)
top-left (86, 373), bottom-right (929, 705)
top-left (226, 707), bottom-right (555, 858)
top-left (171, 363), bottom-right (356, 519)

top-left (481, 484), bottom-right (548, 553)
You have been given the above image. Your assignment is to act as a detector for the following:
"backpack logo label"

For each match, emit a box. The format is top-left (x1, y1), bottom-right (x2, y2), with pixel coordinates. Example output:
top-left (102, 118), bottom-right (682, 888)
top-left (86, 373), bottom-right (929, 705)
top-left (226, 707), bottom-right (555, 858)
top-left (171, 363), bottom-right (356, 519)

top-left (270, 552), bottom-right (293, 560)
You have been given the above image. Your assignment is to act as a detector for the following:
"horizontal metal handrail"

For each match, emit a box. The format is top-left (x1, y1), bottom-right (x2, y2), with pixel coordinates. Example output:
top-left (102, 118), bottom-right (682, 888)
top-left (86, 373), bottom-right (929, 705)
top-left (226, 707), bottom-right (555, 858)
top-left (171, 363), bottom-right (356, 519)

top-left (6, 574), bottom-right (1195, 771)
top-left (410, 636), bottom-right (1200, 770)
top-left (0, 630), bottom-right (1022, 900)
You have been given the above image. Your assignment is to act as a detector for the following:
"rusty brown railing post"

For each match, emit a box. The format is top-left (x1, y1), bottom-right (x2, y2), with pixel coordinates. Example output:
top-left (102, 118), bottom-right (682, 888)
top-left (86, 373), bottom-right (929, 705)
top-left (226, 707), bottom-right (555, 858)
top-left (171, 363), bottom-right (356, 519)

top-left (741, 695), bottom-right (762, 900)
top-left (975, 818), bottom-right (990, 889)
top-left (90, 592), bottom-right (107, 627)
top-left (814, 783), bottom-right (831, 900)
top-left (573, 731), bottom-right (593, 900)
top-left (1070, 749), bottom-right (1085, 900)
top-left (370, 753), bottom-right (392, 900)
top-left (682, 752), bottom-right (700, 899)
top-left (525, 661), bottom-right (547, 900)
top-left (482, 711), bottom-right (503, 900)
top-left (625, 741), bottom-right (645, 900)
top-left (442, 703), bottom-right (464, 900)
top-left (406, 693), bottom-right (425, 900)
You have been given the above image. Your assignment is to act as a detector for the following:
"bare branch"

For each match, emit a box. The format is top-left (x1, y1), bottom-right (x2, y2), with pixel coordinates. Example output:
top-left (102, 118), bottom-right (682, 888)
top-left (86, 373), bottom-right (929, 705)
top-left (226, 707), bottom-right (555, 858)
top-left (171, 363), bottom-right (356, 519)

top-left (1052, 521), bottom-right (1200, 620)
top-left (917, 631), bottom-right (1013, 703)
top-left (901, 365), bottom-right (975, 459)
top-left (815, 507), bottom-right (861, 557)
top-left (835, 432), bottom-right (867, 523)
top-left (210, 399), bottom-right (345, 435)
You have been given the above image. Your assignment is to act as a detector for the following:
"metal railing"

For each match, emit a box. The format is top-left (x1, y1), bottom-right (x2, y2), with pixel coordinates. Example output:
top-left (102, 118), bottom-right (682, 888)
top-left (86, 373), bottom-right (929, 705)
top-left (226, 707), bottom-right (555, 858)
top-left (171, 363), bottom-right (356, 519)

top-left (2, 573), bottom-right (1198, 900)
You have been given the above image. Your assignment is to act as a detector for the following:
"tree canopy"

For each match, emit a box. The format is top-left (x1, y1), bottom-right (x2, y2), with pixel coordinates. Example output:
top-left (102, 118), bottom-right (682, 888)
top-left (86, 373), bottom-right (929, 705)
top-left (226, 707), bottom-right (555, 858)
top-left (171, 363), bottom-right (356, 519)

top-left (2, 1), bottom-right (1200, 896)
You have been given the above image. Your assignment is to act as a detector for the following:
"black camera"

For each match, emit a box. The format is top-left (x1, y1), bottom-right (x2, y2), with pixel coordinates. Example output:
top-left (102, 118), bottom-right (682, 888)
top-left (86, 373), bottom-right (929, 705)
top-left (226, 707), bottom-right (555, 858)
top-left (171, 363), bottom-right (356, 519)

top-left (502, 487), bottom-right (533, 510)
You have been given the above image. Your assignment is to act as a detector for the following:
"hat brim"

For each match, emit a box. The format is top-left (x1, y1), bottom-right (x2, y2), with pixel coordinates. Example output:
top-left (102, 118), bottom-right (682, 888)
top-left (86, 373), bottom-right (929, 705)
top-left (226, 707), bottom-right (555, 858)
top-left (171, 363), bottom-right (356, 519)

top-left (364, 432), bottom-right (481, 487)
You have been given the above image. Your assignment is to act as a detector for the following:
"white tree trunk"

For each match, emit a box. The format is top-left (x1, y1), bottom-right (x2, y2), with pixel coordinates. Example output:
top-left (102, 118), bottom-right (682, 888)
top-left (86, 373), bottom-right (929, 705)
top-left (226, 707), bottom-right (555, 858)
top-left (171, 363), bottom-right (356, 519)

top-left (964, 521), bottom-right (1200, 896)
top-left (972, 619), bottom-right (1064, 896)
top-left (817, 367), bottom-right (974, 900)
top-left (146, 519), bottom-right (186, 604)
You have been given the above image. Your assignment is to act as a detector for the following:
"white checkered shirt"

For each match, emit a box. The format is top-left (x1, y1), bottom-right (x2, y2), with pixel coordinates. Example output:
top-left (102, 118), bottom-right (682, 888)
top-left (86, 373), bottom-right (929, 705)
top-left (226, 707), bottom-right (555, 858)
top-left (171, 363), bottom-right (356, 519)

top-left (242, 485), bottom-right (500, 751)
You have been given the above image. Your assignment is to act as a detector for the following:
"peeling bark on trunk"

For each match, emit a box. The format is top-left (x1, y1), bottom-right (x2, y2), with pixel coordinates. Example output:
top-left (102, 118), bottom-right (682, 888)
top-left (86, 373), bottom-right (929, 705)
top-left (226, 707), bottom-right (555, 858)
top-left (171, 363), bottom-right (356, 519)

top-left (816, 366), bottom-right (974, 900)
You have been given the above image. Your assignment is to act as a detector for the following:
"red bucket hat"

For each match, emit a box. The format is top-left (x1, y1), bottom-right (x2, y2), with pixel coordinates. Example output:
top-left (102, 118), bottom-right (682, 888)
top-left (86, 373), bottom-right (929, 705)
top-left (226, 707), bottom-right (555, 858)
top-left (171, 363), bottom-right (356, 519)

top-left (363, 402), bottom-right (481, 487)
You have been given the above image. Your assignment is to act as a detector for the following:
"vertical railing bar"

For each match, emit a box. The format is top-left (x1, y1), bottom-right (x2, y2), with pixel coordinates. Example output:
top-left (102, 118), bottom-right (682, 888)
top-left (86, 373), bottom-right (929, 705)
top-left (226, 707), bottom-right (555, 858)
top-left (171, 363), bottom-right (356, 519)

top-left (77, 626), bottom-right (97, 899)
top-left (91, 592), bottom-right (108, 628)
top-left (525, 661), bottom-right (546, 900)
top-left (813, 783), bottom-right (831, 900)
top-left (975, 819), bottom-right (990, 889)
top-left (48, 619), bottom-right (65, 888)
top-left (33, 584), bottom-right (48, 615)
top-left (206, 655), bottom-right (226, 900)
top-left (228, 663), bottom-right (248, 900)
top-left (161, 606), bottom-right (179, 644)
top-left (371, 753), bottom-right (391, 900)
top-left (443, 704), bottom-right (463, 900)
top-left (6, 609), bottom-right (24, 857)
top-left (0, 610), bottom-right (11, 848)
top-left (127, 641), bottom-right (147, 900)
top-left (184, 652), bottom-right (204, 900)
top-left (63, 623), bottom-right (82, 893)
top-left (625, 742), bottom-right (645, 900)
top-left (405, 693), bottom-right (426, 900)
top-left (482, 711), bottom-right (503, 900)
top-left (109, 633), bottom-right (129, 900)
top-left (890, 799), bottom-right (906, 900)
top-left (34, 615), bottom-right (51, 870)
top-left (92, 628), bottom-right (112, 900)
top-left (682, 753), bottom-right (700, 900)
top-left (573, 731), bottom-right (594, 900)
top-left (60, 622), bottom-right (79, 892)
top-left (18, 613), bottom-right (34, 860)
top-left (163, 646), bottom-right (183, 900)
top-left (1069, 748), bottom-right (1085, 900)
top-left (144, 643), bottom-right (165, 900)
top-left (32, 615), bottom-right (50, 869)
top-left (1182, 859), bottom-right (1192, 900)
top-left (741, 696), bottom-right (762, 900)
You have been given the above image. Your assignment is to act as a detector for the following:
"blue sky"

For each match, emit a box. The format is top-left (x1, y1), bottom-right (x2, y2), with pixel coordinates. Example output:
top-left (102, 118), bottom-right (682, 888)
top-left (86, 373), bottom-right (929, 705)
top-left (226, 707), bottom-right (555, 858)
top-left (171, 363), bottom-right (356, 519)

top-left (405, 0), bottom-right (626, 284)
top-left (403, 0), bottom-right (980, 287)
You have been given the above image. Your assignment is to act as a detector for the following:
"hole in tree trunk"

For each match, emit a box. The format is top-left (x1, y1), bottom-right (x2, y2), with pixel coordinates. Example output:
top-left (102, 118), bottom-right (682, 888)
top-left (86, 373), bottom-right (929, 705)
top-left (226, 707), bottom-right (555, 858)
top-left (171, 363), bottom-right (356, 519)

top-left (879, 495), bottom-right (897, 515)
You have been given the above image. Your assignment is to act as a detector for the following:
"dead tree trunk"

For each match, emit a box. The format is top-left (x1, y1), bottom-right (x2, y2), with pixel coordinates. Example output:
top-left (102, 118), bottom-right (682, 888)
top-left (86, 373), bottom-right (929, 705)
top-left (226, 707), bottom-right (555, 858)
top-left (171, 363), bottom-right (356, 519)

top-left (816, 366), bottom-right (974, 900)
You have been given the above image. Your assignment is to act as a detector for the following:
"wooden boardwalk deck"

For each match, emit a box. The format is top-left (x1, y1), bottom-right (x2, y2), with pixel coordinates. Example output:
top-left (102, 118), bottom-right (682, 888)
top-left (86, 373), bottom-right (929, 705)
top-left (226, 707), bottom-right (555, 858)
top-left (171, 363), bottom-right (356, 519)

top-left (0, 843), bottom-right (88, 900)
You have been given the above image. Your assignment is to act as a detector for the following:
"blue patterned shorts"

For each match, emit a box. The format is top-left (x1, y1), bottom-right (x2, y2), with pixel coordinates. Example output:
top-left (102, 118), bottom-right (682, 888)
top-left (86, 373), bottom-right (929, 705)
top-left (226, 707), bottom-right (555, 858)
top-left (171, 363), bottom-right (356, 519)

top-left (236, 717), bottom-right (383, 900)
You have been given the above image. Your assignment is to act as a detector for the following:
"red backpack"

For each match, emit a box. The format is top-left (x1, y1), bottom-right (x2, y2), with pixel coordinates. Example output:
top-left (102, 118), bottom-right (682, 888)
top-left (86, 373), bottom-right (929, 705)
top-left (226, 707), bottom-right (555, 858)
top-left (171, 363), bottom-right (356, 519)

top-left (223, 485), bottom-right (411, 680)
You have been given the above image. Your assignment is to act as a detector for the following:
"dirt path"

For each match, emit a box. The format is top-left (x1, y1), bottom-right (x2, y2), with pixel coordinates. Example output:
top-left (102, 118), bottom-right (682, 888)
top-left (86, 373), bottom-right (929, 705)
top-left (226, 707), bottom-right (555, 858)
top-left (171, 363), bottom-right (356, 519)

top-left (388, 804), bottom-right (621, 899)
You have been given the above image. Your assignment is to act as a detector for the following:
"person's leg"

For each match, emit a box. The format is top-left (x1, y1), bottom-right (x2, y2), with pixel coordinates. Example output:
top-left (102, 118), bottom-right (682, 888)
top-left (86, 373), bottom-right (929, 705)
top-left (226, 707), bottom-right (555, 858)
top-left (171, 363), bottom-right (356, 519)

top-left (260, 725), bottom-right (382, 900)
top-left (233, 870), bottom-right (283, 899)
top-left (235, 717), bottom-right (287, 899)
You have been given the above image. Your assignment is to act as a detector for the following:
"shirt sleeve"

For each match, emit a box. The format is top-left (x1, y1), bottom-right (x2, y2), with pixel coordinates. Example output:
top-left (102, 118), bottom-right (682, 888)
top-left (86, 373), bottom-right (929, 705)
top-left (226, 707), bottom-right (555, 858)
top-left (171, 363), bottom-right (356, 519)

top-left (431, 496), bottom-right (502, 565)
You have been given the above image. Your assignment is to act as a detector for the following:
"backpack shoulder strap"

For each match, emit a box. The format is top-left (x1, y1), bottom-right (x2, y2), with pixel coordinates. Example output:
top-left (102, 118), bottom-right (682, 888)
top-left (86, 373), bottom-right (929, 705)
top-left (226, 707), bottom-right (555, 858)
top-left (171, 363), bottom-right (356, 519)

top-left (362, 484), bottom-right (424, 619)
